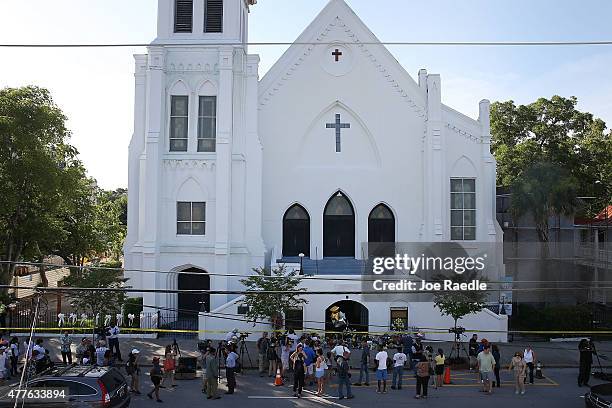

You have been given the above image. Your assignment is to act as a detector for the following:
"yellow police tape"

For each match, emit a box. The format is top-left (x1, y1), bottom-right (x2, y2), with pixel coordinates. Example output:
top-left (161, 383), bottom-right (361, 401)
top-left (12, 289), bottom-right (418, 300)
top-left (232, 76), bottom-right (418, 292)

top-left (3, 327), bottom-right (612, 336)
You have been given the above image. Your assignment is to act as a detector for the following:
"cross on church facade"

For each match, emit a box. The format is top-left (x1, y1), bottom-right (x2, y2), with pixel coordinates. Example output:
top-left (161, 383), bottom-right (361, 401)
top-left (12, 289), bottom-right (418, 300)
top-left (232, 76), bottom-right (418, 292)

top-left (326, 114), bottom-right (350, 153)
top-left (332, 48), bottom-right (343, 62)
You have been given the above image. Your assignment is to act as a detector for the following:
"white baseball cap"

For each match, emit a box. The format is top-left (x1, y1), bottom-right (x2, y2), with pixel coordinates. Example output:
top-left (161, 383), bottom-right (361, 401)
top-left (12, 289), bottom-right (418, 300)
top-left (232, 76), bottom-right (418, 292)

top-left (131, 349), bottom-right (140, 354)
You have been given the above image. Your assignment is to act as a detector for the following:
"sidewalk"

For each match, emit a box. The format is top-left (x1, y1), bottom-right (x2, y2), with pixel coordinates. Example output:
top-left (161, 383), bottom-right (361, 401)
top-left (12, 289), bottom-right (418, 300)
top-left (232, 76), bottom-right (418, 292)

top-left (23, 336), bottom-right (612, 369)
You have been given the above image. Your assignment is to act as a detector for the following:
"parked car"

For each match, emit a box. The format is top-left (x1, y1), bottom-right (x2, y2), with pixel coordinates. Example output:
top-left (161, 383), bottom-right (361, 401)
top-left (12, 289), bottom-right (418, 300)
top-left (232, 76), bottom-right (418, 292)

top-left (0, 364), bottom-right (130, 407)
top-left (585, 383), bottom-right (612, 408)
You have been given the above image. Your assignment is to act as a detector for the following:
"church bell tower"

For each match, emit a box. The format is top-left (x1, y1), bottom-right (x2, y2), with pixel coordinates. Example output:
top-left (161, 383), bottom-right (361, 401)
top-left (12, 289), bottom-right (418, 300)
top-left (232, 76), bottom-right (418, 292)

top-left (125, 0), bottom-right (264, 315)
top-left (154, 0), bottom-right (256, 45)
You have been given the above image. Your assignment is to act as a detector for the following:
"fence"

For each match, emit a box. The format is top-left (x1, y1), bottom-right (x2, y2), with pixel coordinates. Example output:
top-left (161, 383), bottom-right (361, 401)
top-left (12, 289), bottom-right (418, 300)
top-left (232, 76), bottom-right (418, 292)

top-left (5, 305), bottom-right (198, 339)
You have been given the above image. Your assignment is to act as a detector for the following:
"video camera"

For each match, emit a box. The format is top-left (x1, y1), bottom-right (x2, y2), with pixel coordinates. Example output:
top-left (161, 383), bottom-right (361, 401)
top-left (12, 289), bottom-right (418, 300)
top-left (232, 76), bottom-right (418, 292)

top-left (448, 326), bottom-right (466, 335)
top-left (239, 332), bottom-right (251, 340)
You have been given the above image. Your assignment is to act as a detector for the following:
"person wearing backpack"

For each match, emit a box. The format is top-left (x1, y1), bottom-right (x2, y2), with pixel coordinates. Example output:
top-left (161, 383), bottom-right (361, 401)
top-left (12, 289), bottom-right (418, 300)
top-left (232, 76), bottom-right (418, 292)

top-left (147, 357), bottom-right (164, 402)
top-left (337, 351), bottom-right (354, 400)
top-left (415, 355), bottom-right (430, 399)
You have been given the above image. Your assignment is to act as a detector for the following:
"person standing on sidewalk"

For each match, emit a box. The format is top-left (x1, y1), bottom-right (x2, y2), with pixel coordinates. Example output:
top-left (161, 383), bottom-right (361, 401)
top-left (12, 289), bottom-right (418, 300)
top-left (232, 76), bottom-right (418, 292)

top-left (147, 357), bottom-right (164, 402)
top-left (225, 344), bottom-right (239, 395)
top-left (315, 348), bottom-right (327, 396)
top-left (337, 351), bottom-right (354, 400)
top-left (126, 349), bottom-right (141, 395)
top-left (204, 347), bottom-right (221, 400)
top-left (108, 324), bottom-right (122, 362)
top-left (414, 355), bottom-right (430, 399)
top-left (162, 344), bottom-right (177, 388)
top-left (291, 344), bottom-right (306, 398)
top-left (578, 339), bottom-right (595, 387)
top-left (491, 344), bottom-right (501, 388)
top-left (267, 340), bottom-right (278, 378)
top-left (9, 337), bottom-right (19, 377)
top-left (375, 345), bottom-right (388, 394)
top-left (523, 346), bottom-right (536, 385)
top-left (257, 332), bottom-right (270, 377)
top-left (59, 331), bottom-right (73, 365)
top-left (477, 345), bottom-right (496, 394)
top-left (509, 352), bottom-right (526, 395)
top-left (391, 347), bottom-right (406, 390)
top-left (354, 339), bottom-right (370, 386)
top-left (434, 349), bottom-right (445, 388)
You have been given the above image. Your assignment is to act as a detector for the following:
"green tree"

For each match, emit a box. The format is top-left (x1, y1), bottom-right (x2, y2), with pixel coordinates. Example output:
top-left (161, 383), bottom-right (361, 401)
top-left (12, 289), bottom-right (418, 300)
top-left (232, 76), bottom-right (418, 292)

top-left (61, 262), bottom-right (128, 318)
top-left (491, 95), bottom-right (612, 219)
top-left (239, 265), bottom-right (308, 327)
top-left (433, 272), bottom-right (487, 334)
top-left (0, 86), bottom-right (81, 287)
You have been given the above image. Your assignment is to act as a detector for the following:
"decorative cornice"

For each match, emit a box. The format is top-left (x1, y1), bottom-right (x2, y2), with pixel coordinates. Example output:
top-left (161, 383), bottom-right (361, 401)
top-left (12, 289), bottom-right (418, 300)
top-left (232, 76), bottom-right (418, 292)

top-left (162, 160), bottom-right (216, 170)
top-left (167, 62), bottom-right (218, 73)
top-left (259, 17), bottom-right (426, 118)
top-left (445, 123), bottom-right (482, 143)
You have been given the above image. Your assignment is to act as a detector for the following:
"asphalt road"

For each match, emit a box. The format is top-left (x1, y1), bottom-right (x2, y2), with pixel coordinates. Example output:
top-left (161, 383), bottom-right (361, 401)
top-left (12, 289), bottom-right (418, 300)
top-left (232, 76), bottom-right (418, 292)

top-left (129, 367), bottom-right (596, 408)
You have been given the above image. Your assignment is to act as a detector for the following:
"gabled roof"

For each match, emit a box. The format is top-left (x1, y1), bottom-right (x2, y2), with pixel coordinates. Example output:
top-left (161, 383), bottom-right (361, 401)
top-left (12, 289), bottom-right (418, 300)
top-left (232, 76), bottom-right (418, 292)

top-left (258, 0), bottom-right (426, 116)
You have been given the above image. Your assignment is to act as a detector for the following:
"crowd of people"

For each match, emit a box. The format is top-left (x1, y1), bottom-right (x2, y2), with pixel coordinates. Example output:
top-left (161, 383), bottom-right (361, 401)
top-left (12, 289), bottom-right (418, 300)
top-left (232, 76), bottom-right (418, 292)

top-left (0, 327), bottom-right (599, 402)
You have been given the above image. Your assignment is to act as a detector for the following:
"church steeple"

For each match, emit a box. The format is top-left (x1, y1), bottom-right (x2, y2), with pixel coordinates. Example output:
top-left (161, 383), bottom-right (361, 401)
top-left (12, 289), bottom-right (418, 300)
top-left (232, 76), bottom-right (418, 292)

top-left (155, 0), bottom-right (256, 44)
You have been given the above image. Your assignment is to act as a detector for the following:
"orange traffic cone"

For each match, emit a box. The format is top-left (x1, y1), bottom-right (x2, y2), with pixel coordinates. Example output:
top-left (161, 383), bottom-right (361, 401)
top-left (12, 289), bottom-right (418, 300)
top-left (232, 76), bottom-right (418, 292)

top-left (274, 368), bottom-right (283, 386)
top-left (443, 366), bottom-right (451, 384)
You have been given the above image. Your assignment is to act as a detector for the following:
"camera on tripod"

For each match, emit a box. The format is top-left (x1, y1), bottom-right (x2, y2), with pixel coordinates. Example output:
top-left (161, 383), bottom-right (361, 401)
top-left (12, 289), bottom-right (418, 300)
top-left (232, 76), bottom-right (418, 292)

top-left (449, 326), bottom-right (466, 335)
top-left (239, 332), bottom-right (251, 340)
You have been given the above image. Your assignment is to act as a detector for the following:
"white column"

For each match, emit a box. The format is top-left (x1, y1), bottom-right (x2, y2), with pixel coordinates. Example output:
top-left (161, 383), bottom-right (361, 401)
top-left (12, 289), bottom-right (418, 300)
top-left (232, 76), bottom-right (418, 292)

top-left (214, 47), bottom-right (234, 307)
top-left (244, 54), bottom-right (266, 261)
top-left (425, 74), bottom-right (444, 240)
top-left (142, 47), bottom-right (165, 311)
top-left (479, 99), bottom-right (497, 237)
top-left (126, 55), bottom-right (148, 249)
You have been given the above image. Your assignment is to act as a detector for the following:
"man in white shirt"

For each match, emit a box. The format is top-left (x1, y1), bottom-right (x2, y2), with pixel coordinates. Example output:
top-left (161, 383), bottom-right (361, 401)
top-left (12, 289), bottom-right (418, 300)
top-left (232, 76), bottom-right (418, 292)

top-left (225, 344), bottom-right (239, 394)
top-left (332, 341), bottom-right (351, 361)
top-left (33, 339), bottom-right (46, 361)
top-left (108, 325), bottom-right (122, 362)
top-left (391, 347), bottom-right (407, 390)
top-left (95, 340), bottom-right (108, 366)
top-left (375, 345), bottom-right (389, 393)
top-left (286, 330), bottom-right (299, 352)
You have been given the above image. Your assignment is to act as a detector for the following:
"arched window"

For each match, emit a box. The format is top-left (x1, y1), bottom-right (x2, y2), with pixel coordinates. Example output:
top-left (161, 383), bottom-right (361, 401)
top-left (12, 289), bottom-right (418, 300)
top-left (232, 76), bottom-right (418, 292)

top-left (368, 204), bottom-right (395, 243)
top-left (283, 204), bottom-right (310, 257)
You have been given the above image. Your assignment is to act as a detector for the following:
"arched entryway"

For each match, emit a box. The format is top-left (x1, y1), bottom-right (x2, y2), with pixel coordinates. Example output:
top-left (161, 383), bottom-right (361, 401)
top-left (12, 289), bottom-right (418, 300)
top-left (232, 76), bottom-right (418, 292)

top-left (283, 204), bottom-right (310, 256)
top-left (325, 300), bottom-right (369, 334)
top-left (177, 267), bottom-right (210, 319)
top-left (324, 192), bottom-right (355, 257)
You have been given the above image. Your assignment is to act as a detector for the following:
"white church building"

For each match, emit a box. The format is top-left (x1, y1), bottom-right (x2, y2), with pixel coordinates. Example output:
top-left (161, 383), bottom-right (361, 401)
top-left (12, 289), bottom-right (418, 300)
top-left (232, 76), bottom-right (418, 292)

top-left (124, 0), bottom-right (508, 341)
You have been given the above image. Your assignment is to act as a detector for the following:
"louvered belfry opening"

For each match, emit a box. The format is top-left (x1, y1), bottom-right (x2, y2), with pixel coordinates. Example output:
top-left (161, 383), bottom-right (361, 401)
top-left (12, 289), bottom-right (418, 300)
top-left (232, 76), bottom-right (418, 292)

top-left (174, 0), bottom-right (194, 33)
top-left (204, 0), bottom-right (224, 33)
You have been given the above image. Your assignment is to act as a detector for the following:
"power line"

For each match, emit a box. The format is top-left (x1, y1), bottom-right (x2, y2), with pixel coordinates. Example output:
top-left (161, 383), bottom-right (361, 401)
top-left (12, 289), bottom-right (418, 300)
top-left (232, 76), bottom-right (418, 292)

top-left (2, 284), bottom-right (612, 294)
top-left (3, 260), bottom-right (609, 285)
top-left (1, 41), bottom-right (612, 48)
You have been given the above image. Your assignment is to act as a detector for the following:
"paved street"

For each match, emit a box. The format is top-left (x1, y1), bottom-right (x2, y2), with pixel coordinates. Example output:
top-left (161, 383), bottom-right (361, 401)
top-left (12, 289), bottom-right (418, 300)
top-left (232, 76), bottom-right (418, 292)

top-left (130, 367), bottom-right (593, 408)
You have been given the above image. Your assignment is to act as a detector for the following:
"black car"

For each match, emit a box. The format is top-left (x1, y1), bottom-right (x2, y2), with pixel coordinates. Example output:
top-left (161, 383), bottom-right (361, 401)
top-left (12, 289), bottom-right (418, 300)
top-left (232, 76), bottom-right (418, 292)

top-left (0, 365), bottom-right (130, 408)
top-left (585, 383), bottom-right (612, 408)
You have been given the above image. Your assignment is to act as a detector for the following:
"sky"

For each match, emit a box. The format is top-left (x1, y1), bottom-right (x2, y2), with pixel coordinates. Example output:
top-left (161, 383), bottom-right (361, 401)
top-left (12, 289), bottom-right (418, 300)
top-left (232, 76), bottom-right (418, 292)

top-left (1, 0), bottom-right (611, 190)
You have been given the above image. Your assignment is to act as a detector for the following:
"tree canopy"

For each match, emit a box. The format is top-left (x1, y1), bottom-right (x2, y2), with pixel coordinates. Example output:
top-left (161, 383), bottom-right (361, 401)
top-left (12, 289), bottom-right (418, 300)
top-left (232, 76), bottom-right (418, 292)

top-left (239, 265), bottom-right (308, 326)
top-left (491, 96), bottom-right (612, 241)
top-left (0, 86), bottom-right (127, 290)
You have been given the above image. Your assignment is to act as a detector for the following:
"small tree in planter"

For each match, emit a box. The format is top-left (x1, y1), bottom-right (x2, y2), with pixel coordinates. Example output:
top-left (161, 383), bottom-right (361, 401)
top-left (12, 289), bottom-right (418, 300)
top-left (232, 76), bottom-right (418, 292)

top-left (433, 272), bottom-right (487, 366)
top-left (239, 265), bottom-right (308, 331)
